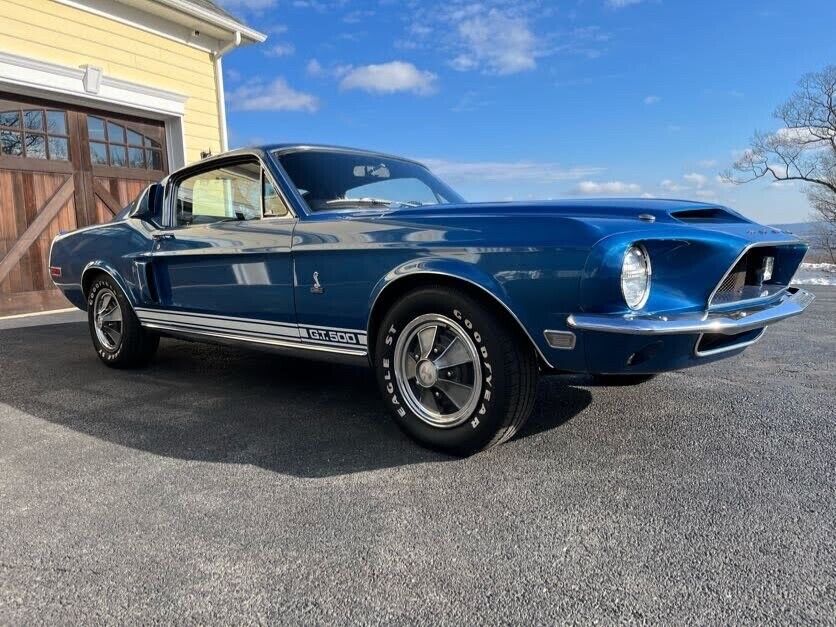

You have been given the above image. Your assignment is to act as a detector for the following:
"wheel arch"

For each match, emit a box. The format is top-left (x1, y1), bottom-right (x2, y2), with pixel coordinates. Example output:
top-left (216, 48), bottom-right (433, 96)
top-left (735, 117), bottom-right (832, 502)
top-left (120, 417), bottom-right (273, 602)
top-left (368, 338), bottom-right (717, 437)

top-left (81, 263), bottom-right (135, 310)
top-left (366, 265), bottom-right (552, 369)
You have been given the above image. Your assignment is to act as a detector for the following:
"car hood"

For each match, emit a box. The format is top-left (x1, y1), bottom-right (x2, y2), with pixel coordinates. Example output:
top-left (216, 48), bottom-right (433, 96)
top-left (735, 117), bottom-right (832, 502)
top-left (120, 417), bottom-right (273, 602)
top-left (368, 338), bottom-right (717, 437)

top-left (380, 198), bottom-right (740, 223)
top-left (368, 198), bottom-right (801, 243)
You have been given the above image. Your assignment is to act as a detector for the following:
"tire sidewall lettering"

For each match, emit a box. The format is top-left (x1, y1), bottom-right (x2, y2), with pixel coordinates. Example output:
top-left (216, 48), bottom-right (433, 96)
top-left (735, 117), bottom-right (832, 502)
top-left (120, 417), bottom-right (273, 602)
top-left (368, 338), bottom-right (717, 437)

top-left (380, 304), bottom-right (493, 432)
top-left (88, 279), bottom-right (124, 362)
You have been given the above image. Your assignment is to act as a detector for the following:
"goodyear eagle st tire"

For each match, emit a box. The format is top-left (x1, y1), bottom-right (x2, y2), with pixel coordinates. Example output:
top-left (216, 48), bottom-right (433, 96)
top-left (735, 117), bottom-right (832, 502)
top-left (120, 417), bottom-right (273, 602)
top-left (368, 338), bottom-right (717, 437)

top-left (87, 275), bottom-right (159, 368)
top-left (375, 286), bottom-right (538, 455)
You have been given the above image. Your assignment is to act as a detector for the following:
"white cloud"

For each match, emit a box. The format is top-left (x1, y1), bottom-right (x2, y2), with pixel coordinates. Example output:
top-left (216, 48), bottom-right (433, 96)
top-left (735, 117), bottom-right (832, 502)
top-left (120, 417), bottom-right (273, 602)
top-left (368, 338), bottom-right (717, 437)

top-left (421, 159), bottom-right (604, 184)
top-left (660, 179), bottom-right (686, 192)
top-left (339, 61), bottom-right (437, 95)
top-left (683, 172), bottom-right (708, 188)
top-left (450, 55), bottom-right (478, 72)
top-left (698, 159), bottom-right (718, 168)
top-left (694, 189), bottom-right (718, 199)
top-left (572, 180), bottom-right (642, 195)
top-left (227, 78), bottom-right (319, 112)
top-left (343, 9), bottom-right (375, 23)
top-left (455, 10), bottom-right (537, 75)
top-left (605, 0), bottom-right (645, 8)
top-left (306, 59), bottom-right (324, 76)
top-left (217, 0), bottom-right (277, 10)
top-left (775, 126), bottom-right (835, 145)
top-left (643, 95), bottom-right (660, 105)
top-left (265, 43), bottom-right (295, 57)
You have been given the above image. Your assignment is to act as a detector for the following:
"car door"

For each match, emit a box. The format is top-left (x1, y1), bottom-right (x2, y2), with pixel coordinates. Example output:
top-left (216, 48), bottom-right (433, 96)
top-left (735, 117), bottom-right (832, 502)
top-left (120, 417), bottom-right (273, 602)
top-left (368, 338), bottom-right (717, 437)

top-left (138, 156), bottom-right (298, 341)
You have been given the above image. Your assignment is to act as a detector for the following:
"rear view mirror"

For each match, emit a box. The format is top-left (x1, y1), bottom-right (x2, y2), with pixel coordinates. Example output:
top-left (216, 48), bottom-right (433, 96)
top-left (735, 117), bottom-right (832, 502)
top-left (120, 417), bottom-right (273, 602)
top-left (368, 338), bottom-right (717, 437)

top-left (131, 183), bottom-right (164, 225)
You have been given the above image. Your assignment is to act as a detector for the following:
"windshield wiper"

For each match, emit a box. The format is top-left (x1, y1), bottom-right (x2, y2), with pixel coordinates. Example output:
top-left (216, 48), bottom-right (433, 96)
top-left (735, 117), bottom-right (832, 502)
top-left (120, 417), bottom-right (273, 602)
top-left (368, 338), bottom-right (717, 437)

top-left (325, 197), bottom-right (395, 208)
top-left (324, 198), bottom-right (426, 208)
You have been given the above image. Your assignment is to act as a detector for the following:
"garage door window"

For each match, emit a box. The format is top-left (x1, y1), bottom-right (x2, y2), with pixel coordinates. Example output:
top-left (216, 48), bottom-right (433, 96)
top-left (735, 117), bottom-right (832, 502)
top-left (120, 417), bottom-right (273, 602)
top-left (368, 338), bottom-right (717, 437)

top-left (87, 116), bottom-right (164, 171)
top-left (0, 106), bottom-right (69, 160)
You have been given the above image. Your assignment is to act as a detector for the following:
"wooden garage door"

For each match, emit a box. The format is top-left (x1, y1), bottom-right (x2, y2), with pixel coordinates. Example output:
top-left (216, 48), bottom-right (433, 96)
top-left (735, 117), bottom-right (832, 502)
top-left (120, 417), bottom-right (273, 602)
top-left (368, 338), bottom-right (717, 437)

top-left (0, 92), bottom-right (168, 315)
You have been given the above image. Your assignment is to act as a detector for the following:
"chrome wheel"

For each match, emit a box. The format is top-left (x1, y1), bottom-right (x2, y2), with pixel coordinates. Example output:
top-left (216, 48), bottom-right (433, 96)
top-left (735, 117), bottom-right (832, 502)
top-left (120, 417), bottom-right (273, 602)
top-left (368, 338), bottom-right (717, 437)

top-left (394, 314), bottom-right (482, 428)
top-left (93, 288), bottom-right (123, 351)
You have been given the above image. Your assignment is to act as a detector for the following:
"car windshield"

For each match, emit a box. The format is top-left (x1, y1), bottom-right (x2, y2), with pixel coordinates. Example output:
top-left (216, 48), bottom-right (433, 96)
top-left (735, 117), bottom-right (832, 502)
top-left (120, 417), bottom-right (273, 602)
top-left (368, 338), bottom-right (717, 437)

top-left (273, 149), bottom-right (465, 212)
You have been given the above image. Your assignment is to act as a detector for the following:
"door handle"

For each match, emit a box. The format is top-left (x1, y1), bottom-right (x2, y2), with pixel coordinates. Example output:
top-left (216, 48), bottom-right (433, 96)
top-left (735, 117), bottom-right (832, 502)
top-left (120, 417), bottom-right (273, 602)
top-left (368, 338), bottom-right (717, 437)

top-left (153, 233), bottom-right (175, 241)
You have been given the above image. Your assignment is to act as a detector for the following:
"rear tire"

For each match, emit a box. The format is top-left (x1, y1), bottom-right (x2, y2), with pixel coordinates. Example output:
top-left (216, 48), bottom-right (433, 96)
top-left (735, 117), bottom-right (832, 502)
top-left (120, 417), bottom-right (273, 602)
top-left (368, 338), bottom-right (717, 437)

top-left (87, 275), bottom-right (158, 368)
top-left (375, 286), bottom-right (538, 455)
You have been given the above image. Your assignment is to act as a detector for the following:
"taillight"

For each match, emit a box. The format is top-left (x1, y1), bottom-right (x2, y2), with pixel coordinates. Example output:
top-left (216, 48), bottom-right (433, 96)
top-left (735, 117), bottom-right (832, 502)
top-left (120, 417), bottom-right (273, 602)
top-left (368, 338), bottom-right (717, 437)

top-left (49, 266), bottom-right (62, 278)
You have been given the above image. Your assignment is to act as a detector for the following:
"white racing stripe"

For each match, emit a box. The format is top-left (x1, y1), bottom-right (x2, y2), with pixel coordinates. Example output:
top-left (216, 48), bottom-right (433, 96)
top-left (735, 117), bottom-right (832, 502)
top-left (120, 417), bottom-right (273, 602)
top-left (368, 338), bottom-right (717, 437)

top-left (135, 307), bottom-right (367, 350)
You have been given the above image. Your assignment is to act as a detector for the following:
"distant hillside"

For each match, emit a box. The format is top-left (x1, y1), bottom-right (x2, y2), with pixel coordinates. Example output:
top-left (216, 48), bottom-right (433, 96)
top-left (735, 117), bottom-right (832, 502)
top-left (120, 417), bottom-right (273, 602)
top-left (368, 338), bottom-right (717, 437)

top-left (770, 222), bottom-right (817, 238)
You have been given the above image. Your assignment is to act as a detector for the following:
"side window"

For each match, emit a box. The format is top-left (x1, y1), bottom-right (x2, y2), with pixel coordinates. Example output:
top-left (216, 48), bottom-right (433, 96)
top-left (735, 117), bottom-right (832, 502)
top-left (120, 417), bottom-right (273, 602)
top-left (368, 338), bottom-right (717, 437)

top-left (174, 161), bottom-right (262, 226)
top-left (263, 175), bottom-right (289, 217)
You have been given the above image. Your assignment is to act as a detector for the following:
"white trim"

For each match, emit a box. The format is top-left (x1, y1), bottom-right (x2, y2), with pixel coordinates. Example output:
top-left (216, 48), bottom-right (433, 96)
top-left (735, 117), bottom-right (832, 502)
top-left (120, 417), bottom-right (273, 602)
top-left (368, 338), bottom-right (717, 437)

top-left (0, 51), bottom-right (186, 117)
top-left (53, 0), bottom-right (265, 51)
top-left (134, 307), bottom-right (368, 349)
top-left (0, 50), bottom-right (187, 170)
top-left (151, 0), bottom-right (266, 43)
top-left (54, 0), bottom-right (219, 53)
top-left (214, 56), bottom-right (229, 152)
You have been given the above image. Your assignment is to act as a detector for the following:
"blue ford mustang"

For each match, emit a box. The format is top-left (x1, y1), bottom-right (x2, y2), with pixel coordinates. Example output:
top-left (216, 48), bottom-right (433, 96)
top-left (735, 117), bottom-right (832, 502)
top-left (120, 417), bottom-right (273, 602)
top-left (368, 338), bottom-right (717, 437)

top-left (49, 145), bottom-right (814, 454)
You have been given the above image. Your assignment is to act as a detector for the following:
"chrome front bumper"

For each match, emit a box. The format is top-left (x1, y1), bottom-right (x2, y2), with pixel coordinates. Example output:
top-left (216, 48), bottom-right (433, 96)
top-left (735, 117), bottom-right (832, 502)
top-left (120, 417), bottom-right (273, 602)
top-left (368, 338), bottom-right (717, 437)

top-left (567, 287), bottom-right (815, 335)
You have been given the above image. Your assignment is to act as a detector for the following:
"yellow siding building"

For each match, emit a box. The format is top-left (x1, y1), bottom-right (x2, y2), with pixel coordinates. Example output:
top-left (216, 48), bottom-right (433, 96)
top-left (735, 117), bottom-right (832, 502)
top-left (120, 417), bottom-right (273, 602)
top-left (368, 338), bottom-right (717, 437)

top-left (0, 0), bottom-right (264, 314)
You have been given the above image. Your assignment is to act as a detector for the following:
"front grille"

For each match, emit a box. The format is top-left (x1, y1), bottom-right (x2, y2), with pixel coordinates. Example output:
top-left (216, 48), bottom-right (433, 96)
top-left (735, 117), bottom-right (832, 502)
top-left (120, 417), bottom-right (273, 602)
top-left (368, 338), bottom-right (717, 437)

top-left (714, 264), bottom-right (748, 302)
top-left (710, 245), bottom-right (798, 306)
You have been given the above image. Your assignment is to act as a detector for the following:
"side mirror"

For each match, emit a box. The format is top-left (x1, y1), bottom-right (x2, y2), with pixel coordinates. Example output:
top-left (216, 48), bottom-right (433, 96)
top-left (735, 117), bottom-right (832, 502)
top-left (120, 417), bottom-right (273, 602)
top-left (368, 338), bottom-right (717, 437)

top-left (131, 183), bottom-right (164, 225)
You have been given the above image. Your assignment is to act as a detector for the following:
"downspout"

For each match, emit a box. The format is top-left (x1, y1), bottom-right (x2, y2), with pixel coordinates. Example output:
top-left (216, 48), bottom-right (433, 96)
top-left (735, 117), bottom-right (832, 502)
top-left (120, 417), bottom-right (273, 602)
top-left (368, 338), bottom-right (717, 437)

top-left (213, 31), bottom-right (242, 153)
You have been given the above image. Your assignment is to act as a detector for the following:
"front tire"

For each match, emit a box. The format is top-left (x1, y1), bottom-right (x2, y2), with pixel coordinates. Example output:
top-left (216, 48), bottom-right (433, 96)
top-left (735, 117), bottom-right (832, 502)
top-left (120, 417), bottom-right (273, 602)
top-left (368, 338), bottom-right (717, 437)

top-left (87, 275), bottom-right (159, 368)
top-left (375, 287), bottom-right (538, 455)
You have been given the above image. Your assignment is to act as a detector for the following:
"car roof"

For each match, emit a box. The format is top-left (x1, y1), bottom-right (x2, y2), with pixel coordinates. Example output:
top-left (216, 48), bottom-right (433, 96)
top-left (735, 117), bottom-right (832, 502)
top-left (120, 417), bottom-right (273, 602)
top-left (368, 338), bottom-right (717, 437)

top-left (261, 144), bottom-right (427, 167)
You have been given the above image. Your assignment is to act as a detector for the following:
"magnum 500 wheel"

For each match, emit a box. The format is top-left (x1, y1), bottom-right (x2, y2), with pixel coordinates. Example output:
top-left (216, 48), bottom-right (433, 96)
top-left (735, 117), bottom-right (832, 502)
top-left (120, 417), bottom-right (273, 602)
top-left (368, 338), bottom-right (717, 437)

top-left (375, 287), bottom-right (538, 455)
top-left (87, 275), bottom-right (159, 368)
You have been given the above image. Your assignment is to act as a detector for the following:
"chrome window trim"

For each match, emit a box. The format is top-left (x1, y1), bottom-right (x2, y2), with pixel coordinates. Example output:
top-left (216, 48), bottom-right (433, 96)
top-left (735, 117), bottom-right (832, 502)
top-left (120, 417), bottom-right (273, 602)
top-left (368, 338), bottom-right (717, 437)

top-left (163, 151), bottom-right (297, 229)
top-left (270, 145), bottom-right (428, 169)
top-left (693, 328), bottom-right (767, 358)
top-left (707, 241), bottom-right (797, 308)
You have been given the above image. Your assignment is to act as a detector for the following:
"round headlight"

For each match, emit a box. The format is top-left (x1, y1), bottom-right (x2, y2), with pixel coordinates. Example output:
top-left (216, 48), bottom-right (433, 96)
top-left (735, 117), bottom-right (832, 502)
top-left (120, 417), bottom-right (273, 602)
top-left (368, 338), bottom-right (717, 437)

top-left (621, 244), bottom-right (651, 310)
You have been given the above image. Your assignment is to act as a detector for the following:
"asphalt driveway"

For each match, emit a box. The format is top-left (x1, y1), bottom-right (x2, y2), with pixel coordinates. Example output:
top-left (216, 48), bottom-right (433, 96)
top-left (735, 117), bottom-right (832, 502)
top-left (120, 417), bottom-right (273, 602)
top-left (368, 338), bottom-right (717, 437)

top-left (1, 287), bottom-right (834, 624)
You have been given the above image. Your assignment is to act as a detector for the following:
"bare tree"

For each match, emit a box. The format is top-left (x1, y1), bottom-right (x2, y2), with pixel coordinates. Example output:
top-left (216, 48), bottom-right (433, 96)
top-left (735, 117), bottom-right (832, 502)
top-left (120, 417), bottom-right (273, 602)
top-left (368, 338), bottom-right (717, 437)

top-left (724, 65), bottom-right (836, 259)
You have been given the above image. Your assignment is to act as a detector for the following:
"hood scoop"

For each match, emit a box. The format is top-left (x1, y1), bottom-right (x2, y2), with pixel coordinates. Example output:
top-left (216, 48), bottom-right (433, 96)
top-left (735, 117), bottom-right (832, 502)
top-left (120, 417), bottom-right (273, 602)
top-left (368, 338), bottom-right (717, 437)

top-left (670, 207), bottom-right (747, 224)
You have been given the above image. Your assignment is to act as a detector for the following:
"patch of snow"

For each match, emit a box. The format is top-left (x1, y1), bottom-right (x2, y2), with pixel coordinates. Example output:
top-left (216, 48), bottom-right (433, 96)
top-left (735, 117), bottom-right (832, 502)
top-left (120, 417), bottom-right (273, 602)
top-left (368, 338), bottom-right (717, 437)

top-left (793, 262), bottom-right (836, 286)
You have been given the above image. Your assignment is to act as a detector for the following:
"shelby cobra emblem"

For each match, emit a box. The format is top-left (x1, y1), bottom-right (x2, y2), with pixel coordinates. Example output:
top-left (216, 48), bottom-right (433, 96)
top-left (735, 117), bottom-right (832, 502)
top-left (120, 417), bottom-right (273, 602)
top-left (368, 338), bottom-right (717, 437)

top-left (49, 145), bottom-right (814, 454)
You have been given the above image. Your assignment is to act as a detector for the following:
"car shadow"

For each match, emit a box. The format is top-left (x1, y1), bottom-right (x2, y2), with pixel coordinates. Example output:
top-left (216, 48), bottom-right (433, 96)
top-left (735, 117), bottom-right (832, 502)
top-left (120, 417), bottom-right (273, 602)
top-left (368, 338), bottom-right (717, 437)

top-left (0, 323), bottom-right (593, 478)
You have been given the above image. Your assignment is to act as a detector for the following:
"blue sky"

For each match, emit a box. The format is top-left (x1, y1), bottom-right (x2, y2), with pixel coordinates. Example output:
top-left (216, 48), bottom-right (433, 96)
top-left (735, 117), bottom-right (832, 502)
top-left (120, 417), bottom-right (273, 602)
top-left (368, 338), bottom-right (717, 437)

top-left (218, 0), bottom-right (836, 224)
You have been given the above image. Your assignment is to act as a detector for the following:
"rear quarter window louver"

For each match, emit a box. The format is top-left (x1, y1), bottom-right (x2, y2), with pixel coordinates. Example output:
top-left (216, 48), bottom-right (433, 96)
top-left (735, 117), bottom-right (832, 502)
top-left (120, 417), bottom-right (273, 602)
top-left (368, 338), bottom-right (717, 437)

top-left (670, 208), bottom-right (748, 223)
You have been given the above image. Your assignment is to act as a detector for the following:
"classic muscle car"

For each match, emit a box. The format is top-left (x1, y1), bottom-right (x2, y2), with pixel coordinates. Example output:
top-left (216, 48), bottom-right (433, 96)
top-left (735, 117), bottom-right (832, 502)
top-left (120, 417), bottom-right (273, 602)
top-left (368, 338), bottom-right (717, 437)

top-left (49, 145), bottom-right (815, 454)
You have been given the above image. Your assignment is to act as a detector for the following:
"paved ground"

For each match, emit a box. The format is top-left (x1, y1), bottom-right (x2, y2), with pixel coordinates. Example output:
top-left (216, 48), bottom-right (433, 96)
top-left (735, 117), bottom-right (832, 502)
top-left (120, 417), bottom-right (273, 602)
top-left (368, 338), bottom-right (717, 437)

top-left (1, 287), bottom-right (834, 624)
